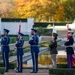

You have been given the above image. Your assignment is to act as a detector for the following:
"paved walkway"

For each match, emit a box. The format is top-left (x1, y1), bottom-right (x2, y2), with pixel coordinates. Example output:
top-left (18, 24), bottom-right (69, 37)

top-left (4, 68), bottom-right (49, 75)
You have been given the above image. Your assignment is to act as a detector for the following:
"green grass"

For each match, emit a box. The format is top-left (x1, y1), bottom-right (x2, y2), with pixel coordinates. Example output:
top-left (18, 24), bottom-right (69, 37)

top-left (0, 62), bottom-right (16, 69)
top-left (0, 67), bottom-right (5, 74)
top-left (39, 41), bottom-right (60, 47)
top-left (23, 35), bottom-right (29, 41)
top-left (10, 37), bottom-right (17, 43)
top-left (39, 42), bottom-right (50, 47)
top-left (10, 35), bottom-right (29, 43)
top-left (49, 68), bottom-right (75, 75)
top-left (9, 47), bottom-right (30, 56)
top-left (49, 63), bottom-right (75, 75)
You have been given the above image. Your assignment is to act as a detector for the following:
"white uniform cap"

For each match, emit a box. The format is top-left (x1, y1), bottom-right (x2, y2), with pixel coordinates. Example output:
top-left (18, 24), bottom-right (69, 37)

top-left (68, 28), bottom-right (74, 33)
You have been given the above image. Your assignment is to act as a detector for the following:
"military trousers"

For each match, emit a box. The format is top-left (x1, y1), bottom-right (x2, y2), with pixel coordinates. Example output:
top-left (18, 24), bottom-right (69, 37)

top-left (17, 55), bottom-right (23, 72)
top-left (31, 51), bottom-right (39, 72)
top-left (67, 54), bottom-right (73, 68)
top-left (2, 51), bottom-right (9, 72)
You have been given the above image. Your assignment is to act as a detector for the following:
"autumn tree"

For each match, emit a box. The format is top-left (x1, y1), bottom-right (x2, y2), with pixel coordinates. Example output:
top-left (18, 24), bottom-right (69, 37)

top-left (54, 5), bottom-right (66, 22)
top-left (1, 0), bottom-right (75, 22)
top-left (63, 0), bottom-right (75, 21)
top-left (14, 0), bottom-right (62, 21)
top-left (0, 0), bottom-right (15, 18)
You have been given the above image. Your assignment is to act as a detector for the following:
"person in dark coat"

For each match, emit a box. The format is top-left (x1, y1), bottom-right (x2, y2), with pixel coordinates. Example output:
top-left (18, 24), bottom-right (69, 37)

top-left (29, 28), bottom-right (39, 73)
top-left (64, 28), bottom-right (74, 68)
top-left (49, 33), bottom-right (58, 68)
top-left (15, 32), bottom-right (24, 73)
top-left (1, 29), bottom-right (10, 72)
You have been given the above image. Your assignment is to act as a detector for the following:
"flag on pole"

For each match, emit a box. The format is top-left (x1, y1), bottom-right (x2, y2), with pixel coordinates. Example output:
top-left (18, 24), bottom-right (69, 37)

top-left (18, 25), bottom-right (21, 33)
top-left (52, 24), bottom-right (57, 34)
top-left (66, 24), bottom-right (69, 40)
top-left (18, 24), bottom-right (21, 40)
top-left (52, 17), bottom-right (57, 34)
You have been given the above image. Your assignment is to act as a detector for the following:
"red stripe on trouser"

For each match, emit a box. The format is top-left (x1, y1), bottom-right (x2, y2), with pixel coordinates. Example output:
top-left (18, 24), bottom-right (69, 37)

top-left (67, 54), bottom-right (72, 68)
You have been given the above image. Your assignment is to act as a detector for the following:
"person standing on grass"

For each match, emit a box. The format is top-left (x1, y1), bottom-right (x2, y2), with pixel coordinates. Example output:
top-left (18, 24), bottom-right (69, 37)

top-left (49, 32), bottom-right (58, 68)
top-left (15, 32), bottom-right (24, 73)
top-left (29, 28), bottom-right (39, 73)
top-left (1, 29), bottom-right (10, 72)
top-left (64, 28), bottom-right (74, 68)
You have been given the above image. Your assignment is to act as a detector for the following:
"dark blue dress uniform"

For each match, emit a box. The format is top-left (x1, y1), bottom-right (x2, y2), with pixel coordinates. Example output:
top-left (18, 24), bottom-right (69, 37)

top-left (65, 35), bottom-right (74, 68)
top-left (65, 36), bottom-right (74, 68)
top-left (29, 29), bottom-right (39, 73)
top-left (1, 29), bottom-right (10, 72)
top-left (15, 32), bottom-right (24, 72)
top-left (65, 36), bottom-right (74, 54)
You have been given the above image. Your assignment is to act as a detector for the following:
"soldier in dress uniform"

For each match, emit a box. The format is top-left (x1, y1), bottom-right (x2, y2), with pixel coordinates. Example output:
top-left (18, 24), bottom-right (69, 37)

top-left (29, 28), bottom-right (39, 73)
top-left (1, 29), bottom-right (10, 72)
top-left (64, 28), bottom-right (74, 68)
top-left (15, 32), bottom-right (24, 73)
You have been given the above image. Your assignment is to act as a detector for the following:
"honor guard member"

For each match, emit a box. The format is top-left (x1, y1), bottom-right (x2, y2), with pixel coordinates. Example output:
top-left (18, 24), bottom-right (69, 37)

top-left (1, 29), bottom-right (10, 72)
top-left (64, 28), bottom-right (74, 68)
top-left (29, 28), bottom-right (39, 73)
top-left (15, 32), bottom-right (24, 73)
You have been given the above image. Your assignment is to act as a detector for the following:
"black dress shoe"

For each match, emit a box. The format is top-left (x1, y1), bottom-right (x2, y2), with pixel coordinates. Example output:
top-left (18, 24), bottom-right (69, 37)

top-left (30, 71), bottom-right (37, 73)
top-left (16, 71), bottom-right (22, 73)
top-left (5, 70), bottom-right (9, 72)
top-left (34, 72), bottom-right (37, 73)
top-left (18, 71), bottom-right (22, 73)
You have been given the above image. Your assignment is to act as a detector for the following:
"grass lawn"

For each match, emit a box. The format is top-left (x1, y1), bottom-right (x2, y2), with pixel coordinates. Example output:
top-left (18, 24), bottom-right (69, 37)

top-left (10, 35), bottom-right (29, 43)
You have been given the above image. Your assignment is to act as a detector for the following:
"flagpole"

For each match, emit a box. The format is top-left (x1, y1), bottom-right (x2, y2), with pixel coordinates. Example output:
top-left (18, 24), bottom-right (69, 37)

top-left (18, 21), bottom-right (21, 40)
top-left (52, 17), bottom-right (56, 34)
top-left (52, 17), bottom-right (54, 27)
top-left (66, 24), bottom-right (69, 41)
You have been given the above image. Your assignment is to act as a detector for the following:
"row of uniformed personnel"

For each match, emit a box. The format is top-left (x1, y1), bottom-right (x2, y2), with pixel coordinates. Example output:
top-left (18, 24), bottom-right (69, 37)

top-left (1, 28), bottom-right (39, 73)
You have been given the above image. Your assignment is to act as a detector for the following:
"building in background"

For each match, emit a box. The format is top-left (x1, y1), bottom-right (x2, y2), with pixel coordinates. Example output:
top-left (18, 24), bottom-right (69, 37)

top-left (0, 18), bottom-right (34, 35)
top-left (67, 19), bottom-right (75, 29)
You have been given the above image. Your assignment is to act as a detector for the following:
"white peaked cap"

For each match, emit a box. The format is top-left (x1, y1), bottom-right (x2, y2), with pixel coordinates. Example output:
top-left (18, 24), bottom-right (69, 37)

top-left (68, 28), bottom-right (74, 33)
